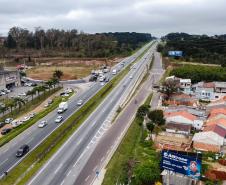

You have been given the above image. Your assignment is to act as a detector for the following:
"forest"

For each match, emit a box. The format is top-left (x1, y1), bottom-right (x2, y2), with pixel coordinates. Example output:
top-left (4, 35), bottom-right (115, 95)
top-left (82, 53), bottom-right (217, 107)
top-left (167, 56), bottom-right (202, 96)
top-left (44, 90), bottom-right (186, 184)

top-left (0, 27), bottom-right (152, 58)
top-left (159, 32), bottom-right (226, 65)
top-left (170, 65), bottom-right (226, 83)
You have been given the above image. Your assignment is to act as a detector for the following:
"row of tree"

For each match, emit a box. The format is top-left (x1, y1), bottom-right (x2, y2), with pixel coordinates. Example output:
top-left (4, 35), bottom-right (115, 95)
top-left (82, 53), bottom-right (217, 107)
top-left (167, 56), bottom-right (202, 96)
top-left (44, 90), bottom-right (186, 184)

top-left (160, 32), bottom-right (226, 65)
top-left (1, 27), bottom-right (152, 58)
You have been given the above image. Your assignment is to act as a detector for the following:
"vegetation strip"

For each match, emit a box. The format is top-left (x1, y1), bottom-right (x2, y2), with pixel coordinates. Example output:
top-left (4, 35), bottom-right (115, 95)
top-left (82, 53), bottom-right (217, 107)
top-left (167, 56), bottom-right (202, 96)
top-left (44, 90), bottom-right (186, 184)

top-left (0, 87), bottom-right (63, 147)
top-left (0, 43), bottom-right (153, 185)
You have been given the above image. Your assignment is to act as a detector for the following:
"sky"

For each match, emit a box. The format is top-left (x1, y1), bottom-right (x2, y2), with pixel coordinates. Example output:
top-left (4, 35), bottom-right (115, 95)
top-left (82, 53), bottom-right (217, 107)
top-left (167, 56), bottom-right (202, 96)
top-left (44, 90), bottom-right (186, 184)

top-left (0, 0), bottom-right (226, 37)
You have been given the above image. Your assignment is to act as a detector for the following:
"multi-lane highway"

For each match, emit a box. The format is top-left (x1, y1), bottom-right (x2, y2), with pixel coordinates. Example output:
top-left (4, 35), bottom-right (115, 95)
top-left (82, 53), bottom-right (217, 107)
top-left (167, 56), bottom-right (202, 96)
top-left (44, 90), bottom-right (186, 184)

top-left (0, 42), bottom-right (153, 178)
top-left (74, 51), bottom-right (164, 185)
top-left (27, 42), bottom-right (157, 185)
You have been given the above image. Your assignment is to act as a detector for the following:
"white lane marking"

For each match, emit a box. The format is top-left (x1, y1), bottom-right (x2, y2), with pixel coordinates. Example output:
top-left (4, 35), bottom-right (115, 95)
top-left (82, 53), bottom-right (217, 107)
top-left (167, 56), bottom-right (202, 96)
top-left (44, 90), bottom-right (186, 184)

top-left (76, 138), bottom-right (82, 146)
top-left (60, 180), bottom-right (65, 185)
top-left (54, 163), bottom-right (63, 174)
top-left (66, 170), bottom-right (71, 177)
top-left (0, 158), bottom-right (8, 166)
top-left (85, 175), bottom-right (90, 182)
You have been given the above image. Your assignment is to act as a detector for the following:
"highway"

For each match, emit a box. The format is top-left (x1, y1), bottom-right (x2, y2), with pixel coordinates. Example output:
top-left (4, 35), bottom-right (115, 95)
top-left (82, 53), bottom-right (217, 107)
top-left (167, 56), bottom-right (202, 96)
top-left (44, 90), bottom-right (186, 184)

top-left (0, 42), bottom-right (153, 178)
top-left (74, 51), bottom-right (164, 185)
top-left (27, 42), bottom-right (157, 185)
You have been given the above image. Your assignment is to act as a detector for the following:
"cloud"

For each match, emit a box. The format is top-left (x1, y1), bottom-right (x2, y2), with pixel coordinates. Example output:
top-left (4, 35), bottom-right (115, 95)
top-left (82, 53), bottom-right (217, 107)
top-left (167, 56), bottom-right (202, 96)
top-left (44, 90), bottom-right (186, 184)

top-left (0, 0), bottom-right (225, 37)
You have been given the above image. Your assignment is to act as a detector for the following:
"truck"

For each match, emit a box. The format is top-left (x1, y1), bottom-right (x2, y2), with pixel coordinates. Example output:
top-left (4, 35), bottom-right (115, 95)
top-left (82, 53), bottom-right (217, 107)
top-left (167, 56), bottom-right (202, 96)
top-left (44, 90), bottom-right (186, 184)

top-left (57, 102), bottom-right (68, 114)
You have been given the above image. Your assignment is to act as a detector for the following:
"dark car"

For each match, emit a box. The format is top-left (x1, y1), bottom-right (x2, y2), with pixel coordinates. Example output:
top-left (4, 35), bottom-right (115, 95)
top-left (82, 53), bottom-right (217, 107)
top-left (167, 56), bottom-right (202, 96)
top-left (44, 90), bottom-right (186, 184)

top-left (0, 122), bottom-right (5, 128)
top-left (16, 145), bottom-right (29, 157)
top-left (1, 128), bottom-right (12, 135)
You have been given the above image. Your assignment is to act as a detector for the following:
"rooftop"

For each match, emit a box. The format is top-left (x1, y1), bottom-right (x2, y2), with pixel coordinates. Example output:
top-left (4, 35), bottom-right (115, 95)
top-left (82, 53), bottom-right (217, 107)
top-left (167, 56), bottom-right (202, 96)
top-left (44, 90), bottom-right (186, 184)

top-left (165, 111), bottom-right (197, 121)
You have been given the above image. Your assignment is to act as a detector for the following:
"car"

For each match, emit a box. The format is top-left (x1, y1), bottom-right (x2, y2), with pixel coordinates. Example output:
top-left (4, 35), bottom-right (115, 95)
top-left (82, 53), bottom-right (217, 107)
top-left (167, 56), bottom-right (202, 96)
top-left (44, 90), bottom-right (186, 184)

top-left (63, 93), bottom-right (69, 97)
top-left (1, 91), bottom-right (6, 95)
top-left (100, 82), bottom-right (105, 86)
top-left (60, 92), bottom-right (65, 96)
top-left (22, 116), bottom-right (30, 122)
top-left (29, 112), bottom-right (36, 118)
top-left (38, 120), bottom-right (47, 128)
top-left (0, 122), bottom-right (5, 128)
top-left (5, 118), bottom-right (13, 124)
top-left (55, 116), bottom-right (63, 123)
top-left (1, 128), bottom-right (12, 135)
top-left (16, 144), bottom-right (29, 157)
top-left (129, 75), bottom-right (133, 79)
top-left (19, 92), bottom-right (26, 96)
top-left (77, 99), bottom-right (83, 106)
top-left (105, 78), bottom-right (109, 82)
top-left (44, 103), bottom-right (49, 108)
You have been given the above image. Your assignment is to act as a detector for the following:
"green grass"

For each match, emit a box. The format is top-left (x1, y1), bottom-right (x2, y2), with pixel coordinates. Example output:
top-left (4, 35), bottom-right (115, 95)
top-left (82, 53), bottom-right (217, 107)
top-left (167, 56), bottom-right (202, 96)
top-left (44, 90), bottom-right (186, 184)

top-left (159, 66), bottom-right (173, 84)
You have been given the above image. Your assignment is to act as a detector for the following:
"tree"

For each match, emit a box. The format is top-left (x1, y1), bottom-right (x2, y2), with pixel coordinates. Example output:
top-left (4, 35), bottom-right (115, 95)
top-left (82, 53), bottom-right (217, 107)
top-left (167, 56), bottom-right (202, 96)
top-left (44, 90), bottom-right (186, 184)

top-left (146, 121), bottom-right (155, 133)
top-left (13, 97), bottom-right (25, 110)
top-left (160, 79), bottom-right (178, 100)
top-left (0, 106), bottom-right (7, 115)
top-left (5, 99), bottom-right (16, 113)
top-left (26, 89), bottom-right (36, 100)
top-left (5, 34), bottom-right (16, 48)
top-left (136, 105), bottom-right (149, 118)
top-left (53, 70), bottom-right (63, 80)
top-left (45, 80), bottom-right (53, 90)
top-left (148, 110), bottom-right (165, 126)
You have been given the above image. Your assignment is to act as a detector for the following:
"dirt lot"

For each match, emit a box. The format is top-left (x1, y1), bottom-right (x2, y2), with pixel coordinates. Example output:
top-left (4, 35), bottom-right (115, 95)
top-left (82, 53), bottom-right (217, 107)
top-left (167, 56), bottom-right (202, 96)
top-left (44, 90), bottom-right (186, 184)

top-left (25, 58), bottom-right (122, 80)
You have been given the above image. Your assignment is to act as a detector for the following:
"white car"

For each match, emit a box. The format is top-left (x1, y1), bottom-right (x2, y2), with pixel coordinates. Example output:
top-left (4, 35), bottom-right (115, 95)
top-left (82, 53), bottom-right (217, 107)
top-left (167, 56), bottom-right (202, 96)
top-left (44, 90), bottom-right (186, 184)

top-left (19, 92), bottom-right (26, 96)
top-left (55, 116), bottom-right (63, 123)
top-left (38, 121), bottom-right (47, 128)
top-left (29, 112), bottom-right (36, 118)
top-left (77, 99), bottom-right (83, 106)
top-left (22, 116), bottom-right (30, 122)
top-left (100, 82), bottom-right (105, 86)
top-left (129, 75), bottom-right (133, 79)
top-left (5, 118), bottom-right (13, 124)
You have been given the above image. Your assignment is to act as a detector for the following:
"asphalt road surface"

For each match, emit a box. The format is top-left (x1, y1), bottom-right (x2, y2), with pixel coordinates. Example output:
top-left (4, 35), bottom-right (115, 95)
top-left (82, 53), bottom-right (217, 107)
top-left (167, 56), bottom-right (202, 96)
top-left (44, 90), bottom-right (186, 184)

top-left (27, 42), bottom-right (157, 185)
top-left (0, 42), bottom-right (152, 178)
top-left (74, 51), bottom-right (164, 185)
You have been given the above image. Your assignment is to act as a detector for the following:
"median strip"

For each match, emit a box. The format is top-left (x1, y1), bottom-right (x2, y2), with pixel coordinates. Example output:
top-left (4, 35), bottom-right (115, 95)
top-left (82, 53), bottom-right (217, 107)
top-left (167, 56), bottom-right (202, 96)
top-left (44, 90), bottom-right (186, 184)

top-left (0, 43), bottom-right (154, 185)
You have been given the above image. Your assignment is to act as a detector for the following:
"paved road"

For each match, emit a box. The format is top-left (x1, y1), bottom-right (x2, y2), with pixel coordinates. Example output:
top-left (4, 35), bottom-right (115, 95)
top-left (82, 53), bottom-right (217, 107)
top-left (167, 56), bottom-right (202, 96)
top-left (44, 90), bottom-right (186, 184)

top-left (27, 42), bottom-right (157, 185)
top-left (74, 51), bottom-right (164, 185)
top-left (0, 42), bottom-right (152, 178)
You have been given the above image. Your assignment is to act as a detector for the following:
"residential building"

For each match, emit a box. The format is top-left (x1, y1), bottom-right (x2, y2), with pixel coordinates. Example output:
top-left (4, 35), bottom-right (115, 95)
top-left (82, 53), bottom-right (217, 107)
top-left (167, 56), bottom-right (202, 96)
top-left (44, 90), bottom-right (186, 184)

top-left (166, 122), bottom-right (191, 135)
top-left (193, 131), bottom-right (224, 152)
top-left (192, 82), bottom-right (215, 100)
top-left (179, 79), bottom-right (192, 94)
top-left (164, 111), bottom-right (204, 130)
top-left (214, 82), bottom-right (226, 93)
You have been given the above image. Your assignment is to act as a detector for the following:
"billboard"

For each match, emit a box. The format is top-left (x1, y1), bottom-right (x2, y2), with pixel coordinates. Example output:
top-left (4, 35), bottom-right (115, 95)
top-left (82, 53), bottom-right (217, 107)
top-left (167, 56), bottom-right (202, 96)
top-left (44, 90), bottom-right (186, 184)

top-left (161, 150), bottom-right (202, 180)
top-left (168, 51), bottom-right (183, 57)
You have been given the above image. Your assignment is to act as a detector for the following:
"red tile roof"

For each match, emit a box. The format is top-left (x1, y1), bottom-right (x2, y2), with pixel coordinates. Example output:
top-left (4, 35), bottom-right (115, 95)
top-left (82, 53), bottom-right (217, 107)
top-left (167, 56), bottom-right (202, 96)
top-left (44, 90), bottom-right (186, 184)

top-left (165, 111), bottom-right (197, 121)
top-left (193, 142), bottom-right (220, 152)
top-left (203, 124), bottom-right (226, 138)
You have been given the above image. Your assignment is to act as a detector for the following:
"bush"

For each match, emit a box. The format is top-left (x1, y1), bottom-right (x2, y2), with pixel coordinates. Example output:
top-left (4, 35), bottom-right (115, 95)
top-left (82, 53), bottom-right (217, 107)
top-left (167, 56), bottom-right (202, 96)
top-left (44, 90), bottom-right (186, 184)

top-left (136, 105), bottom-right (149, 118)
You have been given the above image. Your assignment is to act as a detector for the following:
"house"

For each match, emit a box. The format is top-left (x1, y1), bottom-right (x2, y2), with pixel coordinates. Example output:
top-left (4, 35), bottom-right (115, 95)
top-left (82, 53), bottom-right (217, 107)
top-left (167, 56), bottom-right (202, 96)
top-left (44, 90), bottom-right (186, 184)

top-left (164, 111), bottom-right (204, 130)
top-left (164, 93), bottom-right (198, 107)
top-left (207, 97), bottom-right (226, 110)
top-left (179, 79), bottom-right (192, 94)
top-left (208, 108), bottom-right (226, 119)
top-left (214, 82), bottom-right (226, 93)
top-left (192, 82), bottom-right (215, 100)
top-left (166, 122), bottom-right (191, 135)
top-left (193, 131), bottom-right (224, 152)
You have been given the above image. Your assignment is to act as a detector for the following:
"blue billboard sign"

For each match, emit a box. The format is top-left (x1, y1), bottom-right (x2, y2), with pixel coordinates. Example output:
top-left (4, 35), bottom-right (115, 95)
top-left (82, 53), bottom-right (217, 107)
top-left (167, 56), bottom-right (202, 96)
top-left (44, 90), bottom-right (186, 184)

top-left (161, 150), bottom-right (202, 179)
top-left (168, 51), bottom-right (183, 57)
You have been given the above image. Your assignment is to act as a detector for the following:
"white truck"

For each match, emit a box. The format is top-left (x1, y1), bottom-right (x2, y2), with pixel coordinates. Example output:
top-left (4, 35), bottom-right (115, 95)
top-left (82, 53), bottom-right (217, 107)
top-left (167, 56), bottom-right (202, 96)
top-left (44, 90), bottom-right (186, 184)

top-left (57, 102), bottom-right (68, 114)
